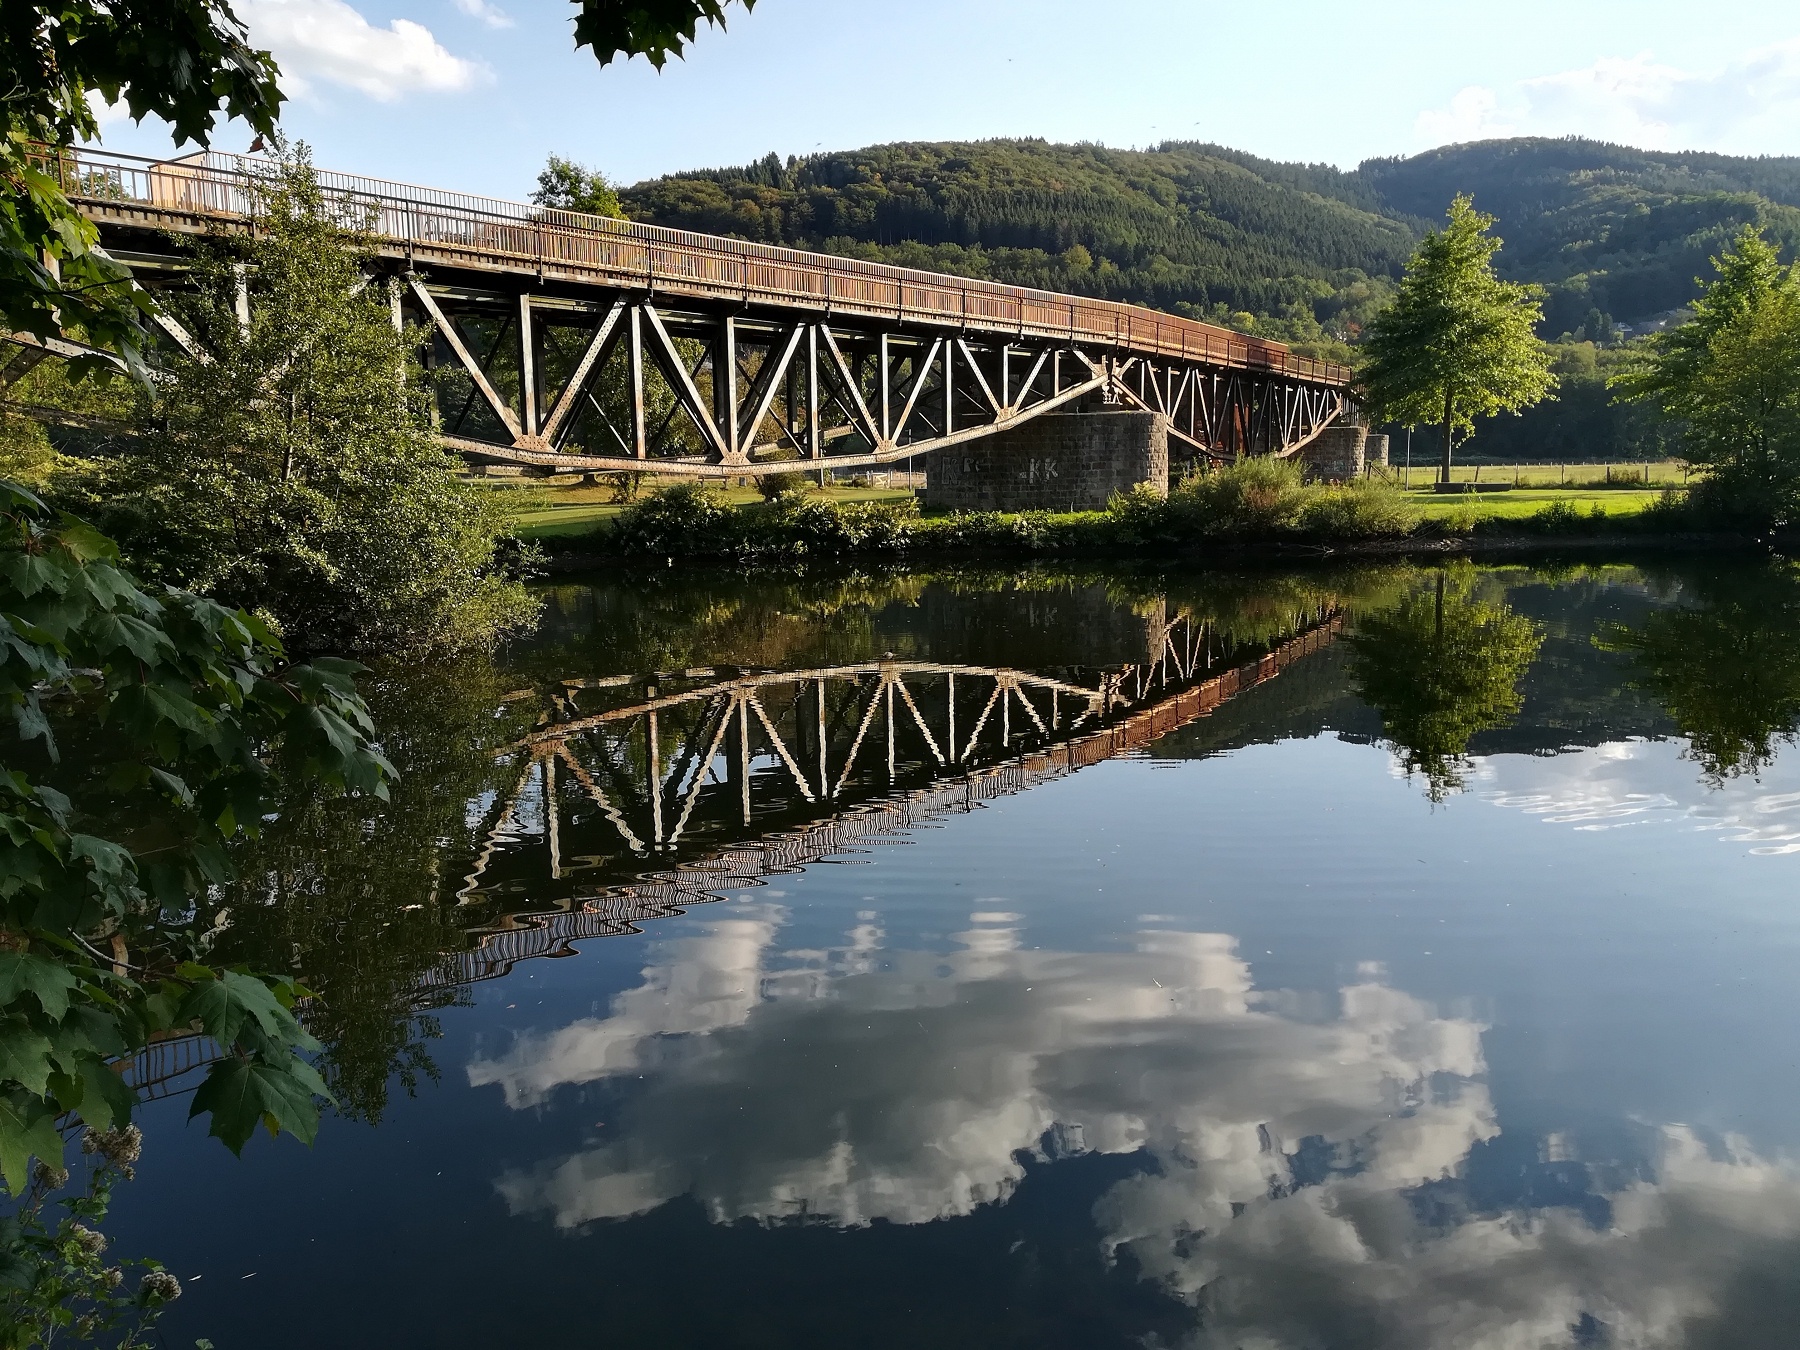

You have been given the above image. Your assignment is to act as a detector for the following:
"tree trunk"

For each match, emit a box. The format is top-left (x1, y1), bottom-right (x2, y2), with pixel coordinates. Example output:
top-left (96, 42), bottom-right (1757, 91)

top-left (1439, 389), bottom-right (1455, 486)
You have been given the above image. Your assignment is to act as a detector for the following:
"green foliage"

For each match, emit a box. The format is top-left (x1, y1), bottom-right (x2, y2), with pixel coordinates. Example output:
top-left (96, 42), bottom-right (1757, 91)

top-left (1361, 196), bottom-right (1557, 481)
top-left (0, 479), bottom-right (395, 1202)
top-left (1296, 478), bottom-right (1419, 539)
top-left (1463, 337), bottom-right (1675, 462)
top-left (1, 1125), bottom-right (186, 1350)
top-left (757, 469), bottom-right (812, 502)
top-left (1356, 138), bottom-right (1800, 332)
top-left (609, 481), bottom-right (923, 560)
top-left (1600, 562), bottom-right (1800, 782)
top-left (66, 145), bottom-right (538, 654)
top-left (620, 135), bottom-right (1800, 346)
top-left (1346, 568), bottom-right (1544, 799)
top-left (608, 480), bottom-right (736, 557)
top-left (1162, 457), bottom-right (1311, 537)
top-left (1614, 227), bottom-right (1800, 525)
top-left (573, 0), bottom-right (756, 69)
top-left (531, 155), bottom-right (624, 219)
top-left (2, 2), bottom-right (283, 372)
top-left (621, 139), bottom-right (1414, 327)
top-left (202, 657), bottom-right (533, 1123)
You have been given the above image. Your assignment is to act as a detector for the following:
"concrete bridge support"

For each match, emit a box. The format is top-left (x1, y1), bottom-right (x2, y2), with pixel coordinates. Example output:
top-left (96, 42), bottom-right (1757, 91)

top-left (923, 410), bottom-right (1169, 513)
top-left (1297, 424), bottom-right (1371, 481)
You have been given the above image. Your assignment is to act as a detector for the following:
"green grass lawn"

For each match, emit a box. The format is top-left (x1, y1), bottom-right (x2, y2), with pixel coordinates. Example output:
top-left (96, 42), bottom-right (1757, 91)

top-left (1391, 461), bottom-right (1688, 489)
top-left (1409, 487), bottom-right (1665, 523)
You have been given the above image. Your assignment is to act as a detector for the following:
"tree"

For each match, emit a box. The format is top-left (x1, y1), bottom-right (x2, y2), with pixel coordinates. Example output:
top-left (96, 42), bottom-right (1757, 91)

top-left (573, 0), bottom-right (757, 69)
top-left (1346, 568), bottom-right (1543, 800)
top-left (1614, 227), bottom-right (1800, 524)
top-left (1361, 196), bottom-right (1556, 483)
top-left (71, 146), bottom-right (538, 654)
top-left (1600, 562), bottom-right (1800, 782)
top-left (2, 2), bottom-right (282, 372)
top-left (532, 155), bottom-right (625, 219)
top-left (0, 480), bottom-right (392, 1325)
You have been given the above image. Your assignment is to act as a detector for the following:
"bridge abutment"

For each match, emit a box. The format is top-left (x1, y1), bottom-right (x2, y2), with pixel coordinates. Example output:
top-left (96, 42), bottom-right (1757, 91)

top-left (923, 410), bottom-right (1169, 513)
top-left (1296, 424), bottom-right (1370, 481)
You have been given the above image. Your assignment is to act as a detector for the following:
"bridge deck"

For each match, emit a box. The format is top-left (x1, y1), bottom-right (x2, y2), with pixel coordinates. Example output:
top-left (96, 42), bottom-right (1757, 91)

top-left (56, 146), bottom-right (1350, 389)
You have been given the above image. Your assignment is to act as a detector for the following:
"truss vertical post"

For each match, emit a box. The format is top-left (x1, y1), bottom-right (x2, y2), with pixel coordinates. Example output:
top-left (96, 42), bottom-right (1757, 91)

top-left (944, 341), bottom-right (955, 435)
top-left (518, 293), bottom-right (537, 438)
top-left (648, 709), bottom-right (663, 846)
top-left (806, 324), bottom-right (821, 460)
top-left (719, 316), bottom-right (739, 459)
top-left (738, 696), bottom-right (752, 826)
top-left (817, 678), bottom-right (828, 801)
top-left (628, 304), bottom-right (647, 460)
top-left (878, 333), bottom-right (892, 442)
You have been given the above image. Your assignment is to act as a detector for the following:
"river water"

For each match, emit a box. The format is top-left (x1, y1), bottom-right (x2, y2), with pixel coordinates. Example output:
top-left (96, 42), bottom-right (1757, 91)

top-left (114, 558), bottom-right (1800, 1349)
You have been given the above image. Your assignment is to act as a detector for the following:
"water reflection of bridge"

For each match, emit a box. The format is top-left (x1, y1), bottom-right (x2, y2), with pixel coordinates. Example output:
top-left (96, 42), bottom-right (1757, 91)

top-left (124, 612), bottom-right (1341, 1100)
top-left (442, 613), bottom-right (1343, 986)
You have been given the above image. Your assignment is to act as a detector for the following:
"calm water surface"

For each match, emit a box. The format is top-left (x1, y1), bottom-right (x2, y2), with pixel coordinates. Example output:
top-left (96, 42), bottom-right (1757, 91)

top-left (113, 559), bottom-right (1800, 1349)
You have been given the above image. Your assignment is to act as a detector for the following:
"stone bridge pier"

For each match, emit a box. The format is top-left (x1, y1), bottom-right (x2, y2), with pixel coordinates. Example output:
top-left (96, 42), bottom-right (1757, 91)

top-left (923, 410), bottom-right (1169, 513)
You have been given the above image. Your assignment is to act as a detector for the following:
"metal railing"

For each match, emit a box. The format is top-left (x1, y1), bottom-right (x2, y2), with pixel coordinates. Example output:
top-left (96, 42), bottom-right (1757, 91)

top-left (49, 145), bottom-right (1352, 388)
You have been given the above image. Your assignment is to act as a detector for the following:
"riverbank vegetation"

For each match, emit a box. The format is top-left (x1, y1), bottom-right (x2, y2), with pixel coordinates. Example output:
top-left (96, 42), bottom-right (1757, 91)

top-left (524, 458), bottom-right (1711, 566)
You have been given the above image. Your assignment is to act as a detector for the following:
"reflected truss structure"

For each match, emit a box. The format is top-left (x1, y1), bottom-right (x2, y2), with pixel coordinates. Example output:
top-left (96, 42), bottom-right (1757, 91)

top-left (451, 612), bottom-right (1344, 971)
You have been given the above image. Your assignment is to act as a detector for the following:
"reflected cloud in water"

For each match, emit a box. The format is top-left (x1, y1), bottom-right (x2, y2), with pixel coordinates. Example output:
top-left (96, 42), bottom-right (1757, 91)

top-left (1480, 738), bottom-right (1800, 855)
top-left (470, 910), bottom-right (1800, 1346)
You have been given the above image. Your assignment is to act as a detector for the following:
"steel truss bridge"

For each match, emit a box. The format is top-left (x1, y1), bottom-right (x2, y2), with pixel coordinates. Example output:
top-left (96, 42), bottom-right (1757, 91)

top-left (121, 612), bottom-right (1341, 1102)
top-left (36, 147), bottom-right (1353, 478)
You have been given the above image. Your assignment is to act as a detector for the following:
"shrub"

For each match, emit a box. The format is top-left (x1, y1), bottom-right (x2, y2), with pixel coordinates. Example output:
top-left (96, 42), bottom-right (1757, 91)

top-left (1166, 457), bottom-right (1310, 536)
top-left (757, 469), bottom-right (812, 502)
top-left (755, 494), bottom-right (918, 555)
top-left (1298, 479), bottom-right (1419, 540)
top-left (1520, 499), bottom-right (1589, 534)
top-left (1105, 482), bottom-right (1172, 540)
top-left (610, 481), bottom-right (735, 556)
top-left (917, 509), bottom-right (1062, 552)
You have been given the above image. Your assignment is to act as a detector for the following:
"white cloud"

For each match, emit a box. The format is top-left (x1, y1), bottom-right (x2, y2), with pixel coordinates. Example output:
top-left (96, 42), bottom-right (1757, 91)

top-left (452, 0), bottom-right (513, 29)
top-left (241, 0), bottom-right (486, 102)
top-left (1414, 37), bottom-right (1800, 154)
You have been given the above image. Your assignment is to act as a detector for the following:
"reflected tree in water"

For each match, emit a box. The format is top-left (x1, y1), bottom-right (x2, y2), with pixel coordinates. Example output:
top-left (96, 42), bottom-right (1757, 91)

top-left (207, 657), bottom-right (533, 1121)
top-left (1348, 568), bottom-right (1543, 799)
top-left (1601, 562), bottom-right (1800, 783)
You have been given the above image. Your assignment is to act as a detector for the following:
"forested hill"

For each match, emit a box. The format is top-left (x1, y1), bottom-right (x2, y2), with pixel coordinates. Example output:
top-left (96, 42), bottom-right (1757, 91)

top-left (620, 140), bottom-right (1416, 346)
top-left (618, 137), bottom-right (1800, 348)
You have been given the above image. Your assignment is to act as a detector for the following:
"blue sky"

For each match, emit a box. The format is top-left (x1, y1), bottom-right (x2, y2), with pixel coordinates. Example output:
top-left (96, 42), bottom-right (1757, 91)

top-left (90, 0), bottom-right (1800, 201)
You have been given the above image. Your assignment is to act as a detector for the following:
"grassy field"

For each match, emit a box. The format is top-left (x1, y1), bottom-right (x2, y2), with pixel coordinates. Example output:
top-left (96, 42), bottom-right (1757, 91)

top-left (1408, 487), bottom-right (1666, 522)
top-left (1388, 460), bottom-right (1687, 489)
